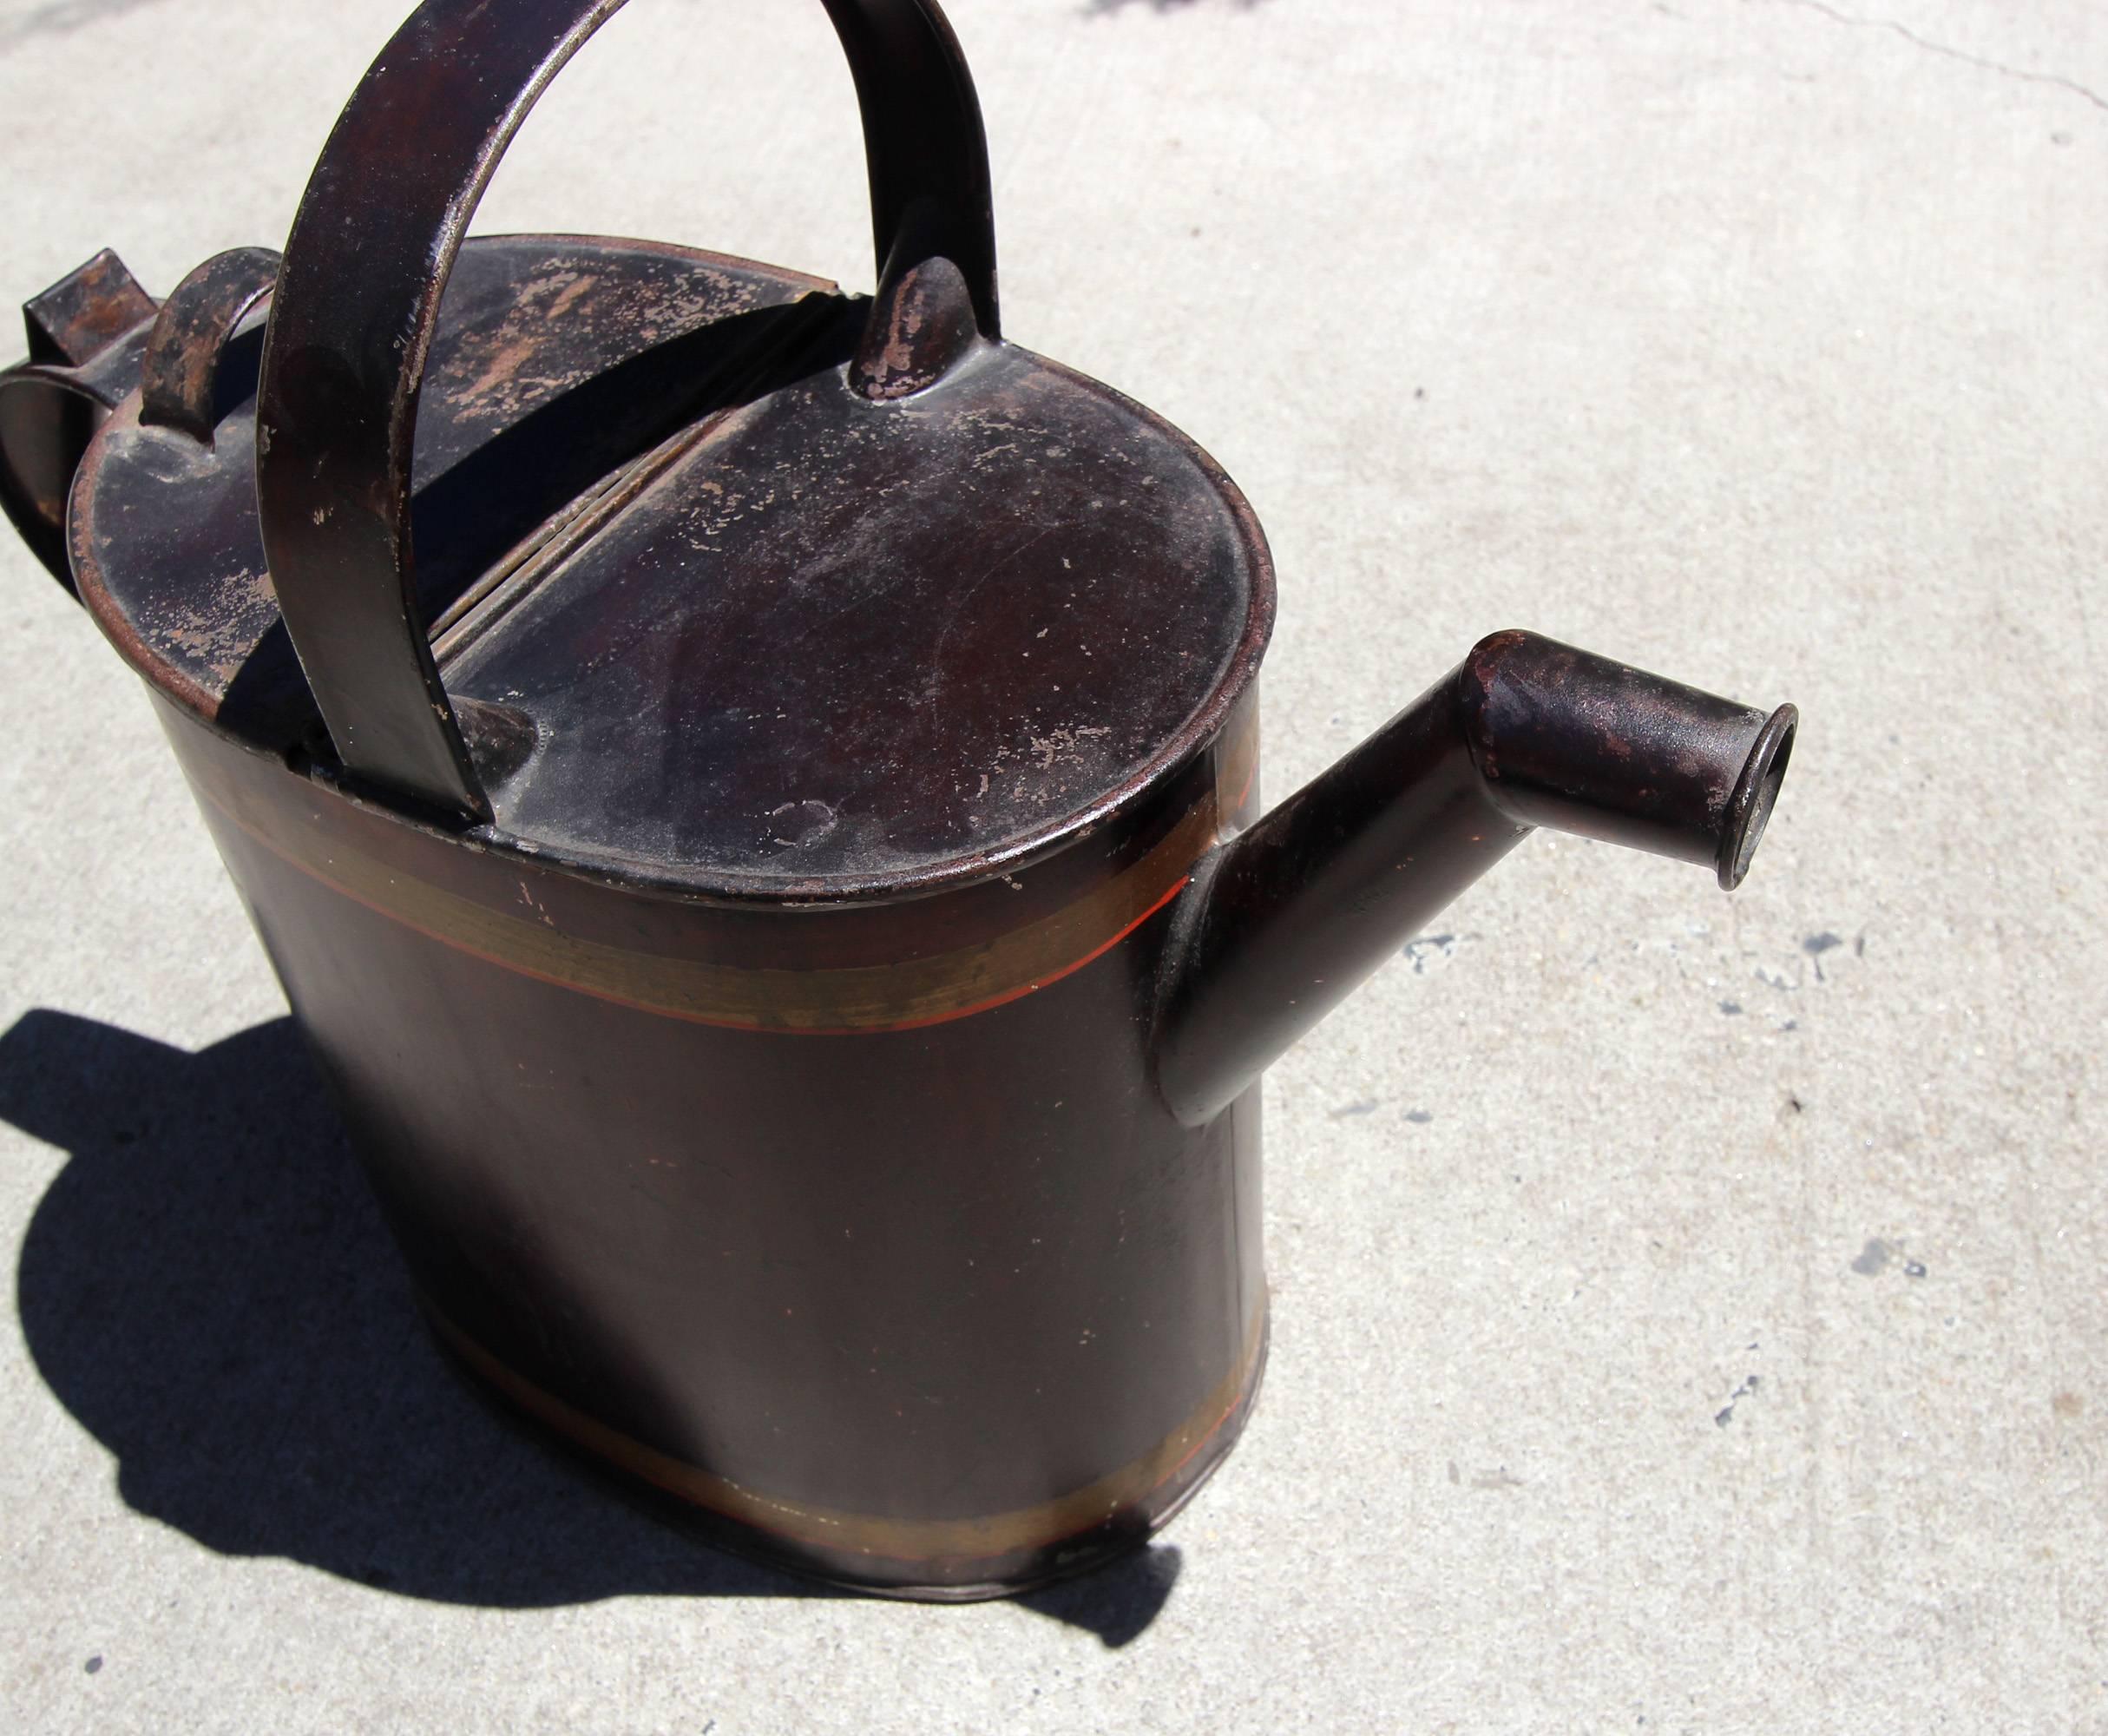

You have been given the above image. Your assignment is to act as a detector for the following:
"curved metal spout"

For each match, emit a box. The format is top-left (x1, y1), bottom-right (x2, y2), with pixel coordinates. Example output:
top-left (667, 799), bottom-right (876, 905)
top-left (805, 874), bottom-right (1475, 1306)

top-left (1153, 630), bottom-right (1797, 1126)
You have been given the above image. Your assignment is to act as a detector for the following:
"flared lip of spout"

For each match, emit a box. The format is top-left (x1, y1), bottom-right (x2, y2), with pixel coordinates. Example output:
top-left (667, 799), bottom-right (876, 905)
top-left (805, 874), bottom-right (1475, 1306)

top-left (1718, 703), bottom-right (1798, 891)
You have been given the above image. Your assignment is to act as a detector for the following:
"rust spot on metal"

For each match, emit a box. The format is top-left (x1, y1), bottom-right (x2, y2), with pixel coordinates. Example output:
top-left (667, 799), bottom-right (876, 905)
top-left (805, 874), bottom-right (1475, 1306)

top-left (139, 249), bottom-right (282, 444)
top-left (849, 254), bottom-right (981, 399)
top-left (23, 247), bottom-right (155, 367)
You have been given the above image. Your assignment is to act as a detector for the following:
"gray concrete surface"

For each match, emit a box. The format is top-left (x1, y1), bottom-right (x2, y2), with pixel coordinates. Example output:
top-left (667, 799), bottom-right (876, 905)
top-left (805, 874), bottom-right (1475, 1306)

top-left (2, 0), bottom-right (2104, 1729)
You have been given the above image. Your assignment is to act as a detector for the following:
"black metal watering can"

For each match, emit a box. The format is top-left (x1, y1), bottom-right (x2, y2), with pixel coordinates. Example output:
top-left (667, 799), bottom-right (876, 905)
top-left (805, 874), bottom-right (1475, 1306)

top-left (0, 0), bottom-right (1796, 1597)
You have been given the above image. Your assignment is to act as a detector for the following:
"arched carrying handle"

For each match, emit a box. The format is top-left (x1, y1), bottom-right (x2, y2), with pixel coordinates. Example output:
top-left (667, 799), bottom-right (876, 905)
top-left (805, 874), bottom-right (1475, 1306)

top-left (256, 0), bottom-right (998, 822)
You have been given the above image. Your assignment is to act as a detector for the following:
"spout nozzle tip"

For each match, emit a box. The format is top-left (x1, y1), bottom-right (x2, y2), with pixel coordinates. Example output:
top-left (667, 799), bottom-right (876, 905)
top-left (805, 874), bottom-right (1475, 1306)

top-left (1717, 704), bottom-right (1797, 891)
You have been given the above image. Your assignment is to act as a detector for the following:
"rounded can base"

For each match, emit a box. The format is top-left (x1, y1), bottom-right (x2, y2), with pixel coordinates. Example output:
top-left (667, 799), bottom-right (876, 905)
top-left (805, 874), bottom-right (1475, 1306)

top-left (428, 1299), bottom-right (1270, 1602)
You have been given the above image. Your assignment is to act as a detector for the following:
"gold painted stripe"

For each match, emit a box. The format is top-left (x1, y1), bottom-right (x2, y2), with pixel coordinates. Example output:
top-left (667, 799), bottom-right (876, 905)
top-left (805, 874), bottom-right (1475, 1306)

top-left (181, 714), bottom-right (1256, 1035)
top-left (428, 1302), bottom-right (1264, 1568)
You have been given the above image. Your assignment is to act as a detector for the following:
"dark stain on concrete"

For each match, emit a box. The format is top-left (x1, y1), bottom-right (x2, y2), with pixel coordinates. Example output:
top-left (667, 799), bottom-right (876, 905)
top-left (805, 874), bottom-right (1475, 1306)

top-left (1851, 1238), bottom-right (1892, 1276)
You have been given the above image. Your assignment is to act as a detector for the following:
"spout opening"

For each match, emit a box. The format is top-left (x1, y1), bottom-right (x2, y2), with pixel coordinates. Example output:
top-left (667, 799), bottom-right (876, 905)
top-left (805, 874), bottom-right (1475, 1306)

top-left (1717, 704), bottom-right (1796, 891)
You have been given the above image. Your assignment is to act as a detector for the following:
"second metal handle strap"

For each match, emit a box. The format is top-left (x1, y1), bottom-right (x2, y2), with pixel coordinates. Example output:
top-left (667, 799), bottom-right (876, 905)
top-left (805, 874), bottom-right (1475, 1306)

top-left (254, 0), bottom-right (998, 823)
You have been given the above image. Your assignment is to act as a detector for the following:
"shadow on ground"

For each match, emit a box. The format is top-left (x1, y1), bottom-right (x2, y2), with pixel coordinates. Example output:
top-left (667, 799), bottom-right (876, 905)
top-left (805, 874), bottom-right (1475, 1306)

top-left (0, 1009), bottom-right (1180, 1645)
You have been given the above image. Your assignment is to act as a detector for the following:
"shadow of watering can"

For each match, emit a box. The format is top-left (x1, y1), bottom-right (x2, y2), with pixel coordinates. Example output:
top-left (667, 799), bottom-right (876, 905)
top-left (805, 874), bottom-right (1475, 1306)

top-left (0, 0), bottom-right (1794, 1599)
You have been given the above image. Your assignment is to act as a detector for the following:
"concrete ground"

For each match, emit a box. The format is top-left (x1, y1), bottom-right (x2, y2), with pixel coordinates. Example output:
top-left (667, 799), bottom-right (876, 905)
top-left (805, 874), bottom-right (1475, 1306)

top-left (2, 0), bottom-right (2104, 1729)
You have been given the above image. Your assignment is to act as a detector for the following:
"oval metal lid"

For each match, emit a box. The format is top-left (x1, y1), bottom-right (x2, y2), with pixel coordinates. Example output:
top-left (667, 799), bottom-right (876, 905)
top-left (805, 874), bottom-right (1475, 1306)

top-left (74, 236), bottom-right (1272, 898)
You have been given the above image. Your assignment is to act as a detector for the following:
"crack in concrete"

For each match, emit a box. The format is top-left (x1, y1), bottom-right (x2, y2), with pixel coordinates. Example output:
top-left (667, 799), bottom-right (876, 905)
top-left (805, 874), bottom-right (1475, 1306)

top-left (0, 0), bottom-right (169, 53)
top-left (1758, 0), bottom-right (2108, 114)
top-left (1084, 0), bottom-right (1272, 14)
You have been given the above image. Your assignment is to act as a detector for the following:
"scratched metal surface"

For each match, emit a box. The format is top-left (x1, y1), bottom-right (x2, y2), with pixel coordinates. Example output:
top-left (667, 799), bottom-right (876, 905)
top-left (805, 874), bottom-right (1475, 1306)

top-left (1, 1), bottom-right (2104, 1731)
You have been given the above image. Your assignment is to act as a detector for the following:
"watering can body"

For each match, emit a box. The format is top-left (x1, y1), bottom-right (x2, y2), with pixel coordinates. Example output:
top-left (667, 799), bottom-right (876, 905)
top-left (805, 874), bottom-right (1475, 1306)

top-left (147, 600), bottom-right (1268, 1599)
top-left (0, 0), bottom-right (1795, 1599)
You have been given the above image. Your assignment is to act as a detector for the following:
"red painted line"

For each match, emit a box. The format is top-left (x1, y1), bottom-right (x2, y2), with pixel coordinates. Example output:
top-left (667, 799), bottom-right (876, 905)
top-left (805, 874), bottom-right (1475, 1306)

top-left (207, 789), bottom-right (1193, 1036)
top-left (865, 871), bottom-right (1192, 1034)
top-left (433, 1299), bottom-right (1262, 1571)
